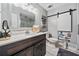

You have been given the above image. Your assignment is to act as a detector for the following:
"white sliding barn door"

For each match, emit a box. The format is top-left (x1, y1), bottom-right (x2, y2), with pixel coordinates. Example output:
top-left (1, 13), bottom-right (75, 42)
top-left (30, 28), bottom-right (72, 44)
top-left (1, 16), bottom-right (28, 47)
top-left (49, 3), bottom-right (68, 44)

top-left (57, 13), bottom-right (71, 31)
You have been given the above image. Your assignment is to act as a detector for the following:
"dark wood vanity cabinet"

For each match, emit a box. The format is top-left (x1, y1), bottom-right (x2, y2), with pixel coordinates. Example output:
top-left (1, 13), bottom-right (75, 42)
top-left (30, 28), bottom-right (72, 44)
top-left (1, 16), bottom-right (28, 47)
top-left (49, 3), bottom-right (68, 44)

top-left (33, 39), bottom-right (46, 56)
top-left (0, 34), bottom-right (46, 56)
top-left (14, 39), bottom-right (46, 56)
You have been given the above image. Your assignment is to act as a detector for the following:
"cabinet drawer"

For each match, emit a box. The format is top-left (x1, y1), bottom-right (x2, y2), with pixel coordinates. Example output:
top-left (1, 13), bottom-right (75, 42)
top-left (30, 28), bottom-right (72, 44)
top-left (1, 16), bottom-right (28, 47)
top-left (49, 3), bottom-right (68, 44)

top-left (31, 34), bottom-right (46, 44)
top-left (7, 38), bottom-right (32, 55)
top-left (14, 47), bottom-right (33, 56)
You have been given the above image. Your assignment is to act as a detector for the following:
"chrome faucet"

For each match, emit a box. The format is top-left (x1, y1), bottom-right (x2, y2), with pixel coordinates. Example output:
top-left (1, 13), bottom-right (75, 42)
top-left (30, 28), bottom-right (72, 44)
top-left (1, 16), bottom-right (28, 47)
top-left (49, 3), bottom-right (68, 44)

top-left (2, 20), bottom-right (10, 38)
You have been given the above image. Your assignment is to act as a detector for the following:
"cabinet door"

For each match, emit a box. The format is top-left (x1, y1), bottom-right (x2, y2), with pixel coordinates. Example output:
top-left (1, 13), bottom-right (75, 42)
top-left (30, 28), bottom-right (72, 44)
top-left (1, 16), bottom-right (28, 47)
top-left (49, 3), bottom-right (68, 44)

top-left (14, 47), bottom-right (33, 56)
top-left (33, 39), bottom-right (46, 56)
top-left (41, 40), bottom-right (46, 56)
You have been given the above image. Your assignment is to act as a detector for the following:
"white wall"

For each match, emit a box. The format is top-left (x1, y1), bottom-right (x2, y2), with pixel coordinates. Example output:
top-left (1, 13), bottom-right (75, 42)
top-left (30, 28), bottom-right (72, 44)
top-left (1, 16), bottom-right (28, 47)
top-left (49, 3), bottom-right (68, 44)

top-left (47, 3), bottom-right (78, 48)
top-left (77, 3), bottom-right (79, 49)
top-left (1, 3), bottom-right (12, 28)
top-left (0, 4), bottom-right (1, 31)
top-left (32, 4), bottom-right (47, 25)
top-left (48, 16), bottom-right (58, 38)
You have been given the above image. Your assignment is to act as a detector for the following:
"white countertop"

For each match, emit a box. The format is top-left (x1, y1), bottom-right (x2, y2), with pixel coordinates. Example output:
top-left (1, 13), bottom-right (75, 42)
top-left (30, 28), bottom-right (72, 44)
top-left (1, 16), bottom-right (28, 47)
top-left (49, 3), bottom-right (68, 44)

top-left (0, 32), bottom-right (47, 47)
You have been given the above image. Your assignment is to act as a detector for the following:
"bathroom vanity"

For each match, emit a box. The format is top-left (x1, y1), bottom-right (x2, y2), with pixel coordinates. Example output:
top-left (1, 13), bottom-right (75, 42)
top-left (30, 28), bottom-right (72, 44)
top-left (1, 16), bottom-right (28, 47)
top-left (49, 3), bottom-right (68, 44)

top-left (0, 32), bottom-right (47, 56)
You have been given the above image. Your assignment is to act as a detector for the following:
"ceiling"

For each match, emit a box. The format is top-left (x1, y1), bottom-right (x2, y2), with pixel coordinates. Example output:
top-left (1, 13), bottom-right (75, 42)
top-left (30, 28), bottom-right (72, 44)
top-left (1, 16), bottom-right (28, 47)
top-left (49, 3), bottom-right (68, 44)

top-left (38, 3), bottom-right (66, 11)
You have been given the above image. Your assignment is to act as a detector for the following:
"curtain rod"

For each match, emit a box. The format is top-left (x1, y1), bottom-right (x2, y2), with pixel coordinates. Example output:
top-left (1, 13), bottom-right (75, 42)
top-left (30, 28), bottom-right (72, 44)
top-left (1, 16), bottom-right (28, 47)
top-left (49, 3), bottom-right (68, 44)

top-left (47, 9), bottom-right (77, 17)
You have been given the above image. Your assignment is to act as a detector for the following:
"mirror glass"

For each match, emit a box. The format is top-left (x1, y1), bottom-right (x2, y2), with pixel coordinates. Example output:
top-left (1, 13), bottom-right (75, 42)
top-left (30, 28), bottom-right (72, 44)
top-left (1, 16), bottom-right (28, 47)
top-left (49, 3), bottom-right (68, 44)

top-left (20, 13), bottom-right (35, 27)
top-left (10, 4), bottom-right (35, 29)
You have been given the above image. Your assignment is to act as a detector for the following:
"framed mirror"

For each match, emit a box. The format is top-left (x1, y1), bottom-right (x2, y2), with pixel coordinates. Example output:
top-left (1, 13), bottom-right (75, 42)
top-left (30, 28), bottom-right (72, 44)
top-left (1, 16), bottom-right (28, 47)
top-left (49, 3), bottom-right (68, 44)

top-left (20, 13), bottom-right (35, 28)
top-left (11, 12), bottom-right (35, 30)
